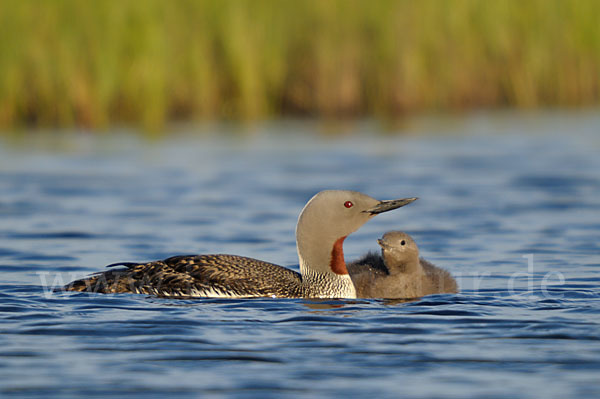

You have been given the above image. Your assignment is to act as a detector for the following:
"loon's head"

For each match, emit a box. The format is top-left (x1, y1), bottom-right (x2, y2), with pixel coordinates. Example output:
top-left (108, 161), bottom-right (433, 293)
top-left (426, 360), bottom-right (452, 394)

top-left (378, 231), bottom-right (420, 274)
top-left (296, 190), bottom-right (417, 276)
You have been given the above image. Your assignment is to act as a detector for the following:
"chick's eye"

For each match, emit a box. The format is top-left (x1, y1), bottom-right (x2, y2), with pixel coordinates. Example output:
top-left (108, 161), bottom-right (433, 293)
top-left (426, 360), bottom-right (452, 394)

top-left (344, 201), bottom-right (353, 208)
top-left (400, 240), bottom-right (406, 246)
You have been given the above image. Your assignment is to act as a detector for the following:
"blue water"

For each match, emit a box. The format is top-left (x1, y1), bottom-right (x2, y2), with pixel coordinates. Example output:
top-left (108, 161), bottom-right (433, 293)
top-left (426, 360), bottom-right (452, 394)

top-left (1, 113), bottom-right (600, 398)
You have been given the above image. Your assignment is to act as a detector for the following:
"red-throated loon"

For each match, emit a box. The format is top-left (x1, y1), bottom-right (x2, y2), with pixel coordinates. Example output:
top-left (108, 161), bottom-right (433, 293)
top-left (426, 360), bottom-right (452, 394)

top-left (348, 231), bottom-right (458, 298)
top-left (64, 190), bottom-right (417, 298)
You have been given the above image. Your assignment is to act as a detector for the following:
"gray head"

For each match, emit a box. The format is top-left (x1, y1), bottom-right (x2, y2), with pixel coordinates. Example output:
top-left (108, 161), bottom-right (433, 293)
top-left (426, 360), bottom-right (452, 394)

top-left (296, 191), bottom-right (417, 276)
top-left (377, 231), bottom-right (420, 274)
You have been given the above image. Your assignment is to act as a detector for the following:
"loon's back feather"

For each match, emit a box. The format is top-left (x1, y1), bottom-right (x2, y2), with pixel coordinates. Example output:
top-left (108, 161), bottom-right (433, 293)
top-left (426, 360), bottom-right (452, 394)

top-left (347, 251), bottom-right (389, 276)
top-left (65, 254), bottom-right (303, 298)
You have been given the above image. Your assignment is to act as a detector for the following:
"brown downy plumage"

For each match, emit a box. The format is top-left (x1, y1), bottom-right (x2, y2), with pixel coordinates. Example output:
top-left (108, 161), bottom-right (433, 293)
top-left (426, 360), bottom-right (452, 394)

top-left (348, 231), bottom-right (458, 299)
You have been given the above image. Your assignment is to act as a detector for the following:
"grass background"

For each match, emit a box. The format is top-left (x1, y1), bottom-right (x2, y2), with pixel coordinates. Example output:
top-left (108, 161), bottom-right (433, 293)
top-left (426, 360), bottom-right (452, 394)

top-left (0, 0), bottom-right (599, 131)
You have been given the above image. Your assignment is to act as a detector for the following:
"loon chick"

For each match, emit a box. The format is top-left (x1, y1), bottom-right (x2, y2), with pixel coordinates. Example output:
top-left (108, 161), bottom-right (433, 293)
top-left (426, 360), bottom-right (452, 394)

top-left (64, 190), bottom-right (417, 299)
top-left (348, 231), bottom-right (458, 298)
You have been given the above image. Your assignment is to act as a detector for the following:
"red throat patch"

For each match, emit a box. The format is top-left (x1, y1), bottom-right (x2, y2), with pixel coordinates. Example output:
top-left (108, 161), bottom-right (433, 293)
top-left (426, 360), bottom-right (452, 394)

top-left (330, 236), bottom-right (348, 275)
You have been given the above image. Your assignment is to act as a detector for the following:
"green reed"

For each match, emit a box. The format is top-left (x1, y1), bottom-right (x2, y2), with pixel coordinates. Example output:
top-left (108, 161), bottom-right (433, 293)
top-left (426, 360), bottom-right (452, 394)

top-left (0, 0), bottom-right (598, 132)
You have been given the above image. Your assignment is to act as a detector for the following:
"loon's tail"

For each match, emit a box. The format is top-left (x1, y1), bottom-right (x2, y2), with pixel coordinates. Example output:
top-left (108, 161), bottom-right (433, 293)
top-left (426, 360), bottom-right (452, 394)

top-left (60, 268), bottom-right (133, 293)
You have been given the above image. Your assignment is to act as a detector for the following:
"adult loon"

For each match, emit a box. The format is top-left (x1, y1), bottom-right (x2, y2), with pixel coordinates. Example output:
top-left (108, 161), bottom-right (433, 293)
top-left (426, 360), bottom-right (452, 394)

top-left (64, 190), bottom-right (417, 298)
top-left (348, 231), bottom-right (458, 298)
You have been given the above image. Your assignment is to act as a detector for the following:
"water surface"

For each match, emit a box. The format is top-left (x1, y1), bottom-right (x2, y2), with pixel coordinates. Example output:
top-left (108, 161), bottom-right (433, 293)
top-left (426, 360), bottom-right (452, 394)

top-left (1, 113), bottom-right (600, 398)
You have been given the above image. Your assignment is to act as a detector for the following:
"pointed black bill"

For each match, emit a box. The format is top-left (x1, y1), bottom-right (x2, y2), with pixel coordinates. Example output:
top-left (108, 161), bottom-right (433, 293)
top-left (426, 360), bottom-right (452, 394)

top-left (365, 197), bottom-right (418, 215)
top-left (376, 238), bottom-right (389, 249)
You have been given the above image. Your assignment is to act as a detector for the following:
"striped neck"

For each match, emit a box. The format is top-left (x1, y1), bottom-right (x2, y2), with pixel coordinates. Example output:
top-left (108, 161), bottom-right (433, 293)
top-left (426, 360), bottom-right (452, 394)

top-left (299, 257), bottom-right (357, 298)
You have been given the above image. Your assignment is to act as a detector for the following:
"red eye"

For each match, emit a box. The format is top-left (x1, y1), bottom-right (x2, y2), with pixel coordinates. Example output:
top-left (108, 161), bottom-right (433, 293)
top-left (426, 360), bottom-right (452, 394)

top-left (344, 201), bottom-right (353, 208)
